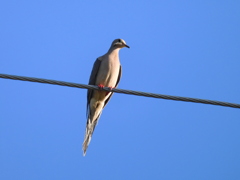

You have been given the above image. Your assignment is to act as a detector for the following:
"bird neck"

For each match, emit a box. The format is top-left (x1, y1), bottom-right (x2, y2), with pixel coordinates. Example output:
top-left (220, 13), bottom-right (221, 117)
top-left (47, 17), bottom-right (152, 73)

top-left (107, 47), bottom-right (120, 54)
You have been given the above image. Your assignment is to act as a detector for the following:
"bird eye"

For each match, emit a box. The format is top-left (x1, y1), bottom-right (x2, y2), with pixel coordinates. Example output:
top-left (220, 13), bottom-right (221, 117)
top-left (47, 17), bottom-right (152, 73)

top-left (118, 39), bottom-right (121, 42)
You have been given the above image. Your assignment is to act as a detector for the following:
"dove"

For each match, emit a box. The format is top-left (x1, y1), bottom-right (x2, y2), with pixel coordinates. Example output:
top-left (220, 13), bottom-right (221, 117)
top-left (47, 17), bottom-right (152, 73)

top-left (83, 39), bottom-right (129, 156)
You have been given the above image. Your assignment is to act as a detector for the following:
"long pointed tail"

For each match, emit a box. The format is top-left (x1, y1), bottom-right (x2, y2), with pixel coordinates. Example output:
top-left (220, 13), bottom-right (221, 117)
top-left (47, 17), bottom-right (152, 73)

top-left (82, 119), bottom-right (97, 156)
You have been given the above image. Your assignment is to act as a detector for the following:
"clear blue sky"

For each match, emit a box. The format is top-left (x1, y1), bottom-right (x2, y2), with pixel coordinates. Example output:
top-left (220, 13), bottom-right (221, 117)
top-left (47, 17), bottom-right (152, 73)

top-left (1, 1), bottom-right (240, 179)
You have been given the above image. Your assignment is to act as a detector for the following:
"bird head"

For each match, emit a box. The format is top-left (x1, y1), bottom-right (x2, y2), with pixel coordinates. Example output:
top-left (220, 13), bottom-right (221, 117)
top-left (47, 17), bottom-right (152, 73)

top-left (112, 39), bottom-right (130, 49)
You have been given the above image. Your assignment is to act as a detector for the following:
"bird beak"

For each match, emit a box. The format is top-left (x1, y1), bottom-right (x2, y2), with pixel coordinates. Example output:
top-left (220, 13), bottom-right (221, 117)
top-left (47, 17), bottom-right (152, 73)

top-left (125, 44), bottom-right (130, 48)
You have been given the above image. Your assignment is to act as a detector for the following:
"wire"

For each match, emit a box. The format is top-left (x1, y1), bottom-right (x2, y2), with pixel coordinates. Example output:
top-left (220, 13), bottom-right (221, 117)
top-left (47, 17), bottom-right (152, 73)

top-left (0, 73), bottom-right (240, 109)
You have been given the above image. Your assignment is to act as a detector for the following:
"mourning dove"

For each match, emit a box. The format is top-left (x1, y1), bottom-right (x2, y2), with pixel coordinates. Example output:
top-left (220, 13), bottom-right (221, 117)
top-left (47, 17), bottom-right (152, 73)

top-left (83, 39), bottom-right (129, 156)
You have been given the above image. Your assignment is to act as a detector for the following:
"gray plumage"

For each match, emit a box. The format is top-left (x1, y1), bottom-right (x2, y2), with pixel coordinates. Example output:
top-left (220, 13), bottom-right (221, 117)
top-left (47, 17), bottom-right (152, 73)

top-left (83, 39), bottom-right (129, 156)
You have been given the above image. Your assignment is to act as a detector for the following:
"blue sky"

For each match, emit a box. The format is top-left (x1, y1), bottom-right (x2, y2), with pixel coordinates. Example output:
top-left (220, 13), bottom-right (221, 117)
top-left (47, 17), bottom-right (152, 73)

top-left (1, 1), bottom-right (240, 179)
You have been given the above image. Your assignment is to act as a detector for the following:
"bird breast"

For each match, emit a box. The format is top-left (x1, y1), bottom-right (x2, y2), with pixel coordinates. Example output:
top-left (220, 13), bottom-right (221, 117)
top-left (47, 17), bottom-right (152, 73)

top-left (96, 56), bottom-right (120, 87)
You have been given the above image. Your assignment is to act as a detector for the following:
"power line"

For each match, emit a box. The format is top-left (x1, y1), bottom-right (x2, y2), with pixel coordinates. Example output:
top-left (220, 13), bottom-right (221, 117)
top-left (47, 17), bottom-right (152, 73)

top-left (0, 73), bottom-right (239, 109)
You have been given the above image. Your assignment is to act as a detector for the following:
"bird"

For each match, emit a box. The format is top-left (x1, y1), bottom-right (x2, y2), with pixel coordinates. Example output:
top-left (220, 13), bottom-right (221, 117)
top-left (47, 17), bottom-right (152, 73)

top-left (83, 39), bottom-right (130, 156)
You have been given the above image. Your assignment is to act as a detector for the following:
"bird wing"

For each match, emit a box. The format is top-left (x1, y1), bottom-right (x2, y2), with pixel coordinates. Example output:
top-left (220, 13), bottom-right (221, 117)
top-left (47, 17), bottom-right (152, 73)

top-left (86, 58), bottom-right (102, 116)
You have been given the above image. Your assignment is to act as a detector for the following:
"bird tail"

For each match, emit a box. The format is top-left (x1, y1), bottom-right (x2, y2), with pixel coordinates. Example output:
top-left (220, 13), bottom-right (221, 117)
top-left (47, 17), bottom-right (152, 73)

top-left (82, 118), bottom-right (98, 156)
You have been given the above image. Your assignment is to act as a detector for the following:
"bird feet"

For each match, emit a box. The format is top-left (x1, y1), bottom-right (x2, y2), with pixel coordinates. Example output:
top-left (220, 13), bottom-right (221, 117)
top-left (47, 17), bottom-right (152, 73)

top-left (106, 87), bottom-right (114, 96)
top-left (97, 84), bottom-right (114, 95)
top-left (98, 84), bottom-right (104, 89)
